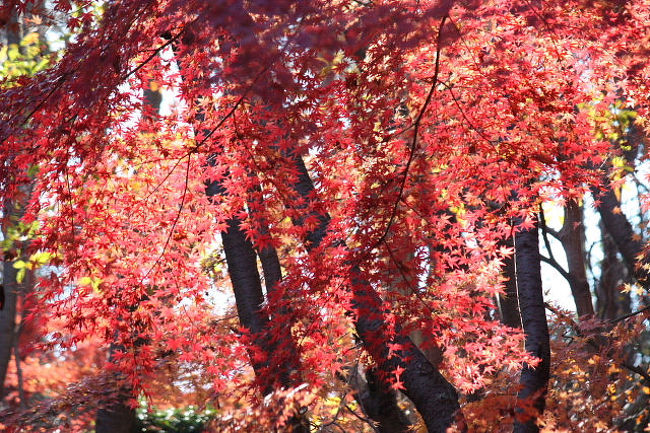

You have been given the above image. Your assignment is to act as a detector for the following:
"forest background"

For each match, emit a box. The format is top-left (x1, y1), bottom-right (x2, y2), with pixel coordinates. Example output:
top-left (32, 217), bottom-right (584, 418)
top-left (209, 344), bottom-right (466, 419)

top-left (1, 0), bottom-right (650, 432)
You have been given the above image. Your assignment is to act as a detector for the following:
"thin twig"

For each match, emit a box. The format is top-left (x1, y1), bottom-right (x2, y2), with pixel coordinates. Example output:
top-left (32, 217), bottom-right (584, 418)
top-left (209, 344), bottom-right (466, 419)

top-left (539, 255), bottom-right (571, 281)
top-left (539, 206), bottom-right (557, 262)
top-left (371, 15), bottom-right (447, 251)
top-left (121, 28), bottom-right (185, 81)
top-left (544, 302), bottom-right (650, 384)
top-left (610, 305), bottom-right (650, 324)
top-left (141, 154), bottom-right (191, 281)
top-left (344, 403), bottom-right (380, 433)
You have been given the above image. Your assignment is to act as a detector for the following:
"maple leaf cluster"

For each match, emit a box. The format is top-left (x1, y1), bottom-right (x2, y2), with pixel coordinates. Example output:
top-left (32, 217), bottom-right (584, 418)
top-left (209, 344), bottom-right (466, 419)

top-left (2, 0), bottom-right (650, 432)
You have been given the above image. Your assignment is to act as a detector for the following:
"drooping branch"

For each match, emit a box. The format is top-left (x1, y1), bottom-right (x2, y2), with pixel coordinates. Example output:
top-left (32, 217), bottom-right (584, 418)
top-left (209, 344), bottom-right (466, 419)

top-left (95, 84), bottom-right (165, 433)
top-left (288, 153), bottom-right (464, 433)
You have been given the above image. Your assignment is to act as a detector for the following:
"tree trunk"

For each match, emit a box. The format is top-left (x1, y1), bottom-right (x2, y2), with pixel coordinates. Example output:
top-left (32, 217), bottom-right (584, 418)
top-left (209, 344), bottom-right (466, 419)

top-left (557, 200), bottom-right (594, 318)
top-left (95, 403), bottom-right (135, 433)
top-left (0, 197), bottom-right (34, 402)
top-left (596, 220), bottom-right (631, 320)
top-left (170, 44), bottom-right (307, 429)
top-left (592, 183), bottom-right (650, 289)
top-left (513, 219), bottom-right (550, 433)
top-left (95, 343), bottom-right (136, 433)
top-left (289, 153), bottom-right (463, 433)
top-left (0, 2), bottom-right (22, 402)
top-left (206, 181), bottom-right (309, 433)
top-left (499, 237), bottom-right (522, 329)
top-left (218, 211), bottom-right (271, 375)
top-left (0, 259), bottom-right (18, 399)
top-left (352, 367), bottom-right (412, 433)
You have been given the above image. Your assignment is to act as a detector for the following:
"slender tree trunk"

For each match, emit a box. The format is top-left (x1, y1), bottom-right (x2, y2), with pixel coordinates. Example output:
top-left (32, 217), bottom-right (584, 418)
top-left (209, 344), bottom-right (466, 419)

top-left (592, 183), bottom-right (650, 288)
top-left (13, 325), bottom-right (25, 408)
top-left (499, 237), bottom-right (522, 329)
top-left (216, 208), bottom-right (272, 377)
top-left (289, 153), bottom-right (463, 433)
top-left (205, 181), bottom-right (309, 433)
top-left (0, 2), bottom-right (22, 402)
top-left (0, 199), bottom-right (34, 402)
top-left (557, 200), bottom-right (594, 318)
top-left (0, 259), bottom-right (18, 399)
top-left (258, 243), bottom-right (283, 295)
top-left (513, 219), bottom-right (550, 433)
top-left (596, 220), bottom-right (631, 320)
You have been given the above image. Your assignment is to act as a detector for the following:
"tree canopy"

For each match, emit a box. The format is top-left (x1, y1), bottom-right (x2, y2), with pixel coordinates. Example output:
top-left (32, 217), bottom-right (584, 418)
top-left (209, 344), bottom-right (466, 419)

top-left (1, 0), bottom-right (650, 432)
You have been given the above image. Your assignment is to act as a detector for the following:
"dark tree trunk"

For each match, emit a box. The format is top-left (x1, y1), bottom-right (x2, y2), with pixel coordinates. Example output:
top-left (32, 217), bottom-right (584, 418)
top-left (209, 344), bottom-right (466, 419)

top-left (171, 49), bottom-right (307, 431)
top-left (353, 280), bottom-right (462, 433)
top-left (557, 201), bottom-right (594, 318)
top-left (513, 219), bottom-right (550, 433)
top-left (290, 154), bottom-right (463, 433)
top-left (352, 367), bottom-right (412, 433)
top-left (499, 237), bottom-right (522, 329)
top-left (96, 342), bottom-right (136, 433)
top-left (206, 184), bottom-right (308, 433)
top-left (96, 400), bottom-right (135, 433)
top-left (592, 183), bottom-right (650, 289)
top-left (596, 220), bottom-right (631, 320)
top-left (0, 259), bottom-right (18, 399)
top-left (0, 2), bottom-right (22, 401)
top-left (218, 213), bottom-right (271, 371)
top-left (258, 243), bottom-right (283, 295)
top-left (1, 197), bottom-right (35, 402)
top-left (95, 368), bottom-right (136, 433)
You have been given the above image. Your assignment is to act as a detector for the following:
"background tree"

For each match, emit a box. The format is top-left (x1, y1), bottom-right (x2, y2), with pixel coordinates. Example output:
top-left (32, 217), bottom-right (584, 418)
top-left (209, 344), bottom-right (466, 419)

top-left (1, 1), bottom-right (650, 432)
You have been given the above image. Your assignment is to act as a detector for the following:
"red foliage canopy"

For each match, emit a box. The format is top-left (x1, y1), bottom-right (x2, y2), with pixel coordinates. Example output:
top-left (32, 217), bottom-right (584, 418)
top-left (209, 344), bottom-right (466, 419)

top-left (1, 0), bottom-right (649, 430)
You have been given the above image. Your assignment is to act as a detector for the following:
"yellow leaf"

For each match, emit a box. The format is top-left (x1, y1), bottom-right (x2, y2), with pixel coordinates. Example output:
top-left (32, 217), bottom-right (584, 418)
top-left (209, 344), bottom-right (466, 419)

top-left (21, 32), bottom-right (39, 46)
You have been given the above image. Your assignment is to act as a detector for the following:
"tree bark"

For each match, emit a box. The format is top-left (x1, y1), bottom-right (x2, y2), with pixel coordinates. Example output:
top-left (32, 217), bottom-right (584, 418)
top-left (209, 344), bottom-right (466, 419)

top-left (592, 183), bottom-right (650, 289)
top-left (95, 403), bottom-right (135, 433)
top-left (596, 220), bottom-right (631, 320)
top-left (0, 2), bottom-right (22, 402)
top-left (352, 367), bottom-right (412, 433)
top-left (206, 181), bottom-right (309, 433)
top-left (95, 363), bottom-right (136, 433)
top-left (258, 243), bottom-right (283, 295)
top-left (557, 200), bottom-right (594, 318)
top-left (289, 153), bottom-right (463, 433)
top-left (0, 259), bottom-right (18, 399)
top-left (171, 44), bottom-right (307, 430)
top-left (513, 219), bottom-right (550, 433)
top-left (0, 196), bottom-right (34, 402)
top-left (213, 204), bottom-right (272, 376)
top-left (499, 237), bottom-right (522, 329)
